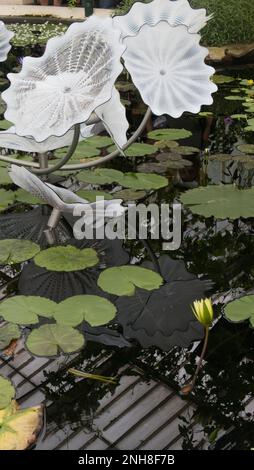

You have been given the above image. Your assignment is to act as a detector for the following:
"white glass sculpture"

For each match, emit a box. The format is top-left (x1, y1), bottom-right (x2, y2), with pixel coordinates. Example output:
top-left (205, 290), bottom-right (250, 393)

top-left (0, 21), bottom-right (14, 62)
top-left (119, 21), bottom-right (217, 117)
top-left (9, 164), bottom-right (125, 217)
top-left (2, 16), bottom-right (126, 143)
top-left (113, 0), bottom-right (213, 37)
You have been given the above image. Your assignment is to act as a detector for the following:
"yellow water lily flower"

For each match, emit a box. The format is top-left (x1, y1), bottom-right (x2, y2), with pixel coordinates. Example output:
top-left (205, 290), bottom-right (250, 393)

top-left (247, 79), bottom-right (254, 86)
top-left (191, 298), bottom-right (214, 327)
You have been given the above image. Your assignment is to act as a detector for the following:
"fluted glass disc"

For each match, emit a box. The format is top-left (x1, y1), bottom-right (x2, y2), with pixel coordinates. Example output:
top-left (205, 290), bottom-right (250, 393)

top-left (122, 22), bottom-right (217, 118)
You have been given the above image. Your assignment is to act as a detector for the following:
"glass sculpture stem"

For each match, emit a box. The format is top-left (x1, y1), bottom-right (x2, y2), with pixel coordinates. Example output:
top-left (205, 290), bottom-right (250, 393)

top-left (191, 326), bottom-right (209, 388)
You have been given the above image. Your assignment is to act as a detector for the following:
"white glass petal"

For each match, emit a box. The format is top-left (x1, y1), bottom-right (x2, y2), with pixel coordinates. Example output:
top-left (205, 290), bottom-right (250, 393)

top-left (95, 88), bottom-right (128, 148)
top-left (2, 16), bottom-right (125, 142)
top-left (0, 21), bottom-right (14, 62)
top-left (0, 123), bottom-right (104, 153)
top-left (113, 0), bottom-right (213, 37)
top-left (122, 22), bottom-right (217, 117)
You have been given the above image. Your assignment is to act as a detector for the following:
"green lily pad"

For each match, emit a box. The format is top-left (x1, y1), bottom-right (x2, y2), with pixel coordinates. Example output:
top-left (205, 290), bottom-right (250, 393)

top-left (78, 168), bottom-right (123, 185)
top-left (231, 114), bottom-right (247, 120)
top-left (225, 96), bottom-right (244, 101)
top-left (174, 146), bottom-right (199, 155)
top-left (53, 295), bottom-right (116, 327)
top-left (0, 120), bottom-right (12, 130)
top-left (224, 295), bottom-right (254, 328)
top-left (153, 140), bottom-right (179, 149)
top-left (108, 143), bottom-right (158, 157)
top-left (55, 141), bottom-right (100, 160)
top-left (212, 75), bottom-right (235, 84)
top-left (180, 184), bottom-right (254, 220)
top-left (0, 376), bottom-right (15, 409)
top-left (0, 323), bottom-right (20, 350)
top-left (34, 246), bottom-right (99, 272)
top-left (76, 189), bottom-right (113, 202)
top-left (236, 144), bottom-right (254, 154)
top-left (0, 239), bottom-right (40, 265)
top-left (0, 167), bottom-right (12, 185)
top-left (113, 189), bottom-right (147, 201)
top-left (0, 296), bottom-right (56, 325)
top-left (147, 129), bottom-right (192, 141)
top-left (14, 189), bottom-right (43, 205)
top-left (118, 172), bottom-right (168, 190)
top-left (0, 189), bottom-right (15, 211)
top-left (209, 154), bottom-right (233, 162)
top-left (98, 266), bottom-right (163, 296)
top-left (84, 136), bottom-right (113, 148)
top-left (198, 111), bottom-right (214, 117)
top-left (26, 324), bottom-right (85, 357)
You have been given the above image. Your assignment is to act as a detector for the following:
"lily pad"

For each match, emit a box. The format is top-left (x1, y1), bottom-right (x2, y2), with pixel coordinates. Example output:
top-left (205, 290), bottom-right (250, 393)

top-left (53, 295), bottom-right (116, 327)
top-left (147, 128), bottom-right (192, 141)
top-left (224, 295), bottom-right (254, 327)
top-left (198, 111), bottom-right (214, 117)
top-left (174, 146), bottom-right (199, 155)
top-left (34, 246), bottom-right (99, 272)
top-left (26, 323), bottom-right (85, 356)
top-left (236, 144), bottom-right (254, 154)
top-left (118, 172), bottom-right (168, 190)
top-left (0, 376), bottom-right (15, 409)
top-left (0, 120), bottom-right (12, 131)
top-left (212, 75), bottom-right (235, 84)
top-left (225, 96), bottom-right (244, 101)
top-left (156, 153), bottom-right (182, 162)
top-left (180, 184), bottom-right (254, 219)
top-left (84, 136), bottom-right (113, 148)
top-left (209, 154), bottom-right (233, 162)
top-left (0, 403), bottom-right (43, 450)
top-left (55, 140), bottom-right (100, 160)
top-left (0, 296), bottom-right (56, 325)
top-left (98, 266), bottom-right (163, 296)
top-left (137, 162), bottom-right (168, 174)
top-left (231, 114), bottom-right (247, 120)
top-left (14, 189), bottom-right (43, 205)
top-left (154, 140), bottom-right (179, 150)
top-left (0, 324), bottom-right (20, 350)
top-left (108, 143), bottom-right (157, 157)
top-left (76, 189), bottom-right (113, 202)
top-left (0, 239), bottom-right (40, 265)
top-left (0, 189), bottom-right (15, 211)
top-left (0, 167), bottom-right (12, 185)
top-left (112, 189), bottom-right (147, 201)
top-left (78, 168), bottom-right (123, 185)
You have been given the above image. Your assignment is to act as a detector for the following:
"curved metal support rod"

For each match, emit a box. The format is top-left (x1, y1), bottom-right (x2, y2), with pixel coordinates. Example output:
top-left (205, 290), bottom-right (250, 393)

top-left (0, 124), bottom-right (81, 175)
top-left (0, 109), bottom-right (152, 173)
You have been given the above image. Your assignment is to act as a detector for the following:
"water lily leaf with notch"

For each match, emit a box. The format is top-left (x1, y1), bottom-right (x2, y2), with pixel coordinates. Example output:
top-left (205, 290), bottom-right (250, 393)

top-left (209, 154), bottom-right (233, 162)
top-left (0, 189), bottom-right (14, 211)
top-left (113, 189), bottom-right (147, 201)
top-left (53, 295), bottom-right (116, 327)
top-left (212, 75), bottom-right (235, 84)
top-left (236, 144), bottom-right (254, 154)
top-left (35, 246), bottom-right (98, 272)
top-left (14, 189), bottom-right (43, 205)
top-left (26, 324), bottom-right (85, 356)
top-left (118, 172), bottom-right (168, 190)
top-left (0, 403), bottom-right (43, 450)
top-left (0, 323), bottom-right (20, 350)
top-left (147, 129), bottom-right (192, 141)
top-left (98, 266), bottom-right (163, 296)
top-left (76, 189), bottom-right (113, 202)
top-left (224, 295), bottom-right (254, 327)
top-left (0, 239), bottom-right (40, 265)
top-left (180, 184), bottom-right (254, 219)
top-left (0, 376), bottom-right (15, 409)
top-left (78, 168), bottom-right (123, 185)
top-left (0, 296), bottom-right (56, 325)
top-left (198, 111), bottom-right (214, 117)
top-left (108, 143), bottom-right (158, 157)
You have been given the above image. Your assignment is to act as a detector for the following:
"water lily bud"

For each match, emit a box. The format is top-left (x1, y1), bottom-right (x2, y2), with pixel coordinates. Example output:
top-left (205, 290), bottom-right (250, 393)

top-left (247, 79), bottom-right (254, 86)
top-left (191, 298), bottom-right (214, 328)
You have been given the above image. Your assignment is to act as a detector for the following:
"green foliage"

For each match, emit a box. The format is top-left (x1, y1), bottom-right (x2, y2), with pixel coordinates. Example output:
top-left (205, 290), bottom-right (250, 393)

top-left (0, 239), bottom-right (40, 265)
top-left (26, 324), bottom-right (85, 357)
top-left (98, 265), bottom-right (163, 296)
top-left (34, 246), bottom-right (99, 272)
top-left (0, 376), bottom-right (15, 409)
top-left (114, 0), bottom-right (254, 46)
top-left (0, 296), bottom-right (56, 325)
top-left (224, 295), bottom-right (254, 328)
top-left (0, 324), bottom-right (20, 350)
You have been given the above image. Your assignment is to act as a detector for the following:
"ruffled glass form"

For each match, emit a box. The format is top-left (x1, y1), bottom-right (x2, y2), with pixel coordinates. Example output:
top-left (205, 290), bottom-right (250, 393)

top-left (2, 17), bottom-right (125, 142)
top-left (0, 21), bottom-right (14, 62)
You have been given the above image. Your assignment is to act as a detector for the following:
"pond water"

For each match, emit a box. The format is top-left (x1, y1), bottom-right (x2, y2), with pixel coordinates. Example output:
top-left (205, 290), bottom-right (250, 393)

top-left (0, 48), bottom-right (254, 450)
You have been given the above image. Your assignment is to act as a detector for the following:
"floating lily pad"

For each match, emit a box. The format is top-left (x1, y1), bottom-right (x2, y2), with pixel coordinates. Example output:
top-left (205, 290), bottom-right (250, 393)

top-left (108, 143), bottom-right (157, 157)
top-left (225, 96), bottom-right (244, 101)
top-left (209, 154), bottom-right (233, 162)
top-left (84, 136), bottom-right (113, 148)
top-left (53, 295), bottom-right (116, 327)
top-left (78, 168), bottom-right (123, 185)
top-left (0, 239), bottom-right (40, 265)
top-left (55, 141), bottom-right (100, 160)
top-left (156, 153), bottom-right (182, 162)
top-left (0, 403), bottom-right (43, 450)
top-left (14, 189), bottom-right (43, 205)
top-left (76, 189), bottom-right (113, 202)
top-left (224, 295), bottom-right (254, 328)
top-left (147, 128), bottom-right (192, 141)
top-left (180, 184), bottom-right (254, 219)
top-left (212, 75), bottom-right (235, 84)
top-left (0, 167), bottom-right (12, 185)
top-left (137, 162), bottom-right (168, 174)
top-left (34, 246), bottom-right (99, 272)
top-left (26, 324), bottom-right (85, 356)
top-left (236, 144), bottom-right (254, 154)
top-left (98, 265), bottom-right (163, 296)
top-left (0, 120), bottom-right (12, 130)
top-left (174, 146), bottom-right (199, 155)
top-left (118, 172), bottom-right (168, 190)
top-left (0, 296), bottom-right (56, 325)
top-left (113, 189), bottom-right (147, 201)
top-left (0, 189), bottom-right (15, 211)
top-left (0, 376), bottom-right (15, 409)
top-left (0, 324), bottom-right (20, 350)
top-left (153, 140), bottom-right (179, 150)
top-left (231, 114), bottom-right (247, 120)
